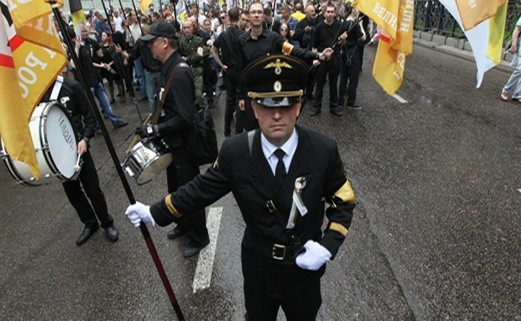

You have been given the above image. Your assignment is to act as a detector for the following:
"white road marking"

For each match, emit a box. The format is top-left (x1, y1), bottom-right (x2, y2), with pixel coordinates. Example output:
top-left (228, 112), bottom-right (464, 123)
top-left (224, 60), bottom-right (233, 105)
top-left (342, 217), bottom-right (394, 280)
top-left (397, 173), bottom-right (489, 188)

top-left (392, 93), bottom-right (408, 104)
top-left (193, 206), bottom-right (223, 293)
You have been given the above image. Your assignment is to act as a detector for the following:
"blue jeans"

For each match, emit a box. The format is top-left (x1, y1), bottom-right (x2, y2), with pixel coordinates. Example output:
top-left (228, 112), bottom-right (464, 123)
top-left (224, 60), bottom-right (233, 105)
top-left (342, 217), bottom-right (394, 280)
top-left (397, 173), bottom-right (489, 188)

top-left (503, 51), bottom-right (521, 99)
top-left (133, 57), bottom-right (146, 95)
top-left (144, 69), bottom-right (160, 114)
top-left (90, 82), bottom-right (119, 124)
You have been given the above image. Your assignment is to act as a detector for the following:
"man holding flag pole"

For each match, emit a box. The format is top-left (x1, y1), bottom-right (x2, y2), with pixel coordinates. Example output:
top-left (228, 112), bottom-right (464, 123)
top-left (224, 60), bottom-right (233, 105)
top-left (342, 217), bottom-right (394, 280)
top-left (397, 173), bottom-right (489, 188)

top-left (54, 1), bottom-right (187, 319)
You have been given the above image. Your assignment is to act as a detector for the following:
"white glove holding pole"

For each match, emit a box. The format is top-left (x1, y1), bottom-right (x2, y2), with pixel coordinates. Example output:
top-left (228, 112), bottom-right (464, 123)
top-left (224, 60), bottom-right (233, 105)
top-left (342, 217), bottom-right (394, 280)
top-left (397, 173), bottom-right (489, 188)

top-left (296, 240), bottom-right (332, 271)
top-left (125, 201), bottom-right (156, 227)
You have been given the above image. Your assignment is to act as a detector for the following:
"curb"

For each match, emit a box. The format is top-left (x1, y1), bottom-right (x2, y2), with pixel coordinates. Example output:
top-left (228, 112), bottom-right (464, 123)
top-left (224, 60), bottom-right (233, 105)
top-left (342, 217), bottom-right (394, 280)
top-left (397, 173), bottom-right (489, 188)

top-left (413, 34), bottom-right (514, 74)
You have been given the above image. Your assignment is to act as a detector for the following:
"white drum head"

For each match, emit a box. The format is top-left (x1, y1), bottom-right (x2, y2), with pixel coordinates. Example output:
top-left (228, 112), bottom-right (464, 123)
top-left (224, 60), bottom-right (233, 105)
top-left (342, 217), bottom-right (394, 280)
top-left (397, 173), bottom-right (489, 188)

top-left (44, 105), bottom-right (77, 179)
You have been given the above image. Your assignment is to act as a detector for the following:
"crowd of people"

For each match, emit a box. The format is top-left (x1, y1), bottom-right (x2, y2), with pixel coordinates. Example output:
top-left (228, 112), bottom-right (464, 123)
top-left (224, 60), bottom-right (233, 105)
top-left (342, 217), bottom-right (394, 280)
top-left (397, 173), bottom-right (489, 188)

top-left (68, 0), bottom-right (371, 131)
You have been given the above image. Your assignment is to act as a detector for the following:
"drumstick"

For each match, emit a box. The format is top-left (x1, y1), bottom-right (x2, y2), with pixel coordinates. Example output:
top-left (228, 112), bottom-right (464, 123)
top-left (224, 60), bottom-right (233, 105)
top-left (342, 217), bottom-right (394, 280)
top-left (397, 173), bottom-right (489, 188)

top-left (74, 154), bottom-right (82, 172)
top-left (126, 113), bottom-right (153, 154)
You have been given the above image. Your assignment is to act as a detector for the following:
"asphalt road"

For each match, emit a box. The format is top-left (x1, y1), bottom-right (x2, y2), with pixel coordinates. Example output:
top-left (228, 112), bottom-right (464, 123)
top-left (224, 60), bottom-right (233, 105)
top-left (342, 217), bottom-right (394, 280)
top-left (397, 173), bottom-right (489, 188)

top-left (1, 44), bottom-right (520, 321)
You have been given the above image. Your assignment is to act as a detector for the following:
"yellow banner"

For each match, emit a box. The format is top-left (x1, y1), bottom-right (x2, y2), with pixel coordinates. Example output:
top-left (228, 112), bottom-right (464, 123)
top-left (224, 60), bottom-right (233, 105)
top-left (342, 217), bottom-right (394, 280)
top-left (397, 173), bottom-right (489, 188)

top-left (356, 0), bottom-right (414, 95)
top-left (140, 0), bottom-right (152, 14)
top-left (0, 1), bottom-right (67, 180)
top-left (8, 0), bottom-right (63, 50)
top-left (69, 0), bottom-right (85, 28)
top-left (353, 0), bottom-right (399, 40)
top-left (487, 1), bottom-right (508, 64)
top-left (456, 0), bottom-right (507, 31)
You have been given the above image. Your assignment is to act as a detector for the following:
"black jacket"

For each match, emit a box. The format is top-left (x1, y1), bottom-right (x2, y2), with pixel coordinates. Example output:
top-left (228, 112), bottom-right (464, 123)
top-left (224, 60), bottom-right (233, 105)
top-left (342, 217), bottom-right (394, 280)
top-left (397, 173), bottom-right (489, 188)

top-left (155, 51), bottom-right (195, 149)
top-left (42, 78), bottom-right (96, 143)
top-left (151, 126), bottom-right (356, 258)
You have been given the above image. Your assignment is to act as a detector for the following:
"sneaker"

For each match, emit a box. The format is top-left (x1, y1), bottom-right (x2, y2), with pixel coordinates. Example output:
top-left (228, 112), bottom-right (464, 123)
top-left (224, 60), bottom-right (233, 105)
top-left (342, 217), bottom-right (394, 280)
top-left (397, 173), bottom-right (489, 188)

top-left (347, 104), bottom-right (362, 110)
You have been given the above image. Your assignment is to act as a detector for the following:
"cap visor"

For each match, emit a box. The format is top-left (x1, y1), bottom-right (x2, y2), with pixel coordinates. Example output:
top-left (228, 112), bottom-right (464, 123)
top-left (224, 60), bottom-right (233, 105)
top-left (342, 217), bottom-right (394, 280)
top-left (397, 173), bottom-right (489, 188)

top-left (254, 97), bottom-right (301, 108)
top-left (141, 34), bottom-right (158, 42)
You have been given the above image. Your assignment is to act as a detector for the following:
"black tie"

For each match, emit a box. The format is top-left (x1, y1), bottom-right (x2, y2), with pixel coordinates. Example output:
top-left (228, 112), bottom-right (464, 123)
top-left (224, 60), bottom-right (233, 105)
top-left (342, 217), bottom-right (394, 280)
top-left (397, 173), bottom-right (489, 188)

top-left (274, 149), bottom-right (286, 183)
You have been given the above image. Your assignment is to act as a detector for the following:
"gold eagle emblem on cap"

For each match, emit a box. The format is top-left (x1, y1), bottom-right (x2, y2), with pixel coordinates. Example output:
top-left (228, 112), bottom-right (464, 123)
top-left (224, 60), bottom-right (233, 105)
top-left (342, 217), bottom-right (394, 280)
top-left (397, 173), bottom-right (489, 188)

top-left (264, 58), bottom-right (292, 75)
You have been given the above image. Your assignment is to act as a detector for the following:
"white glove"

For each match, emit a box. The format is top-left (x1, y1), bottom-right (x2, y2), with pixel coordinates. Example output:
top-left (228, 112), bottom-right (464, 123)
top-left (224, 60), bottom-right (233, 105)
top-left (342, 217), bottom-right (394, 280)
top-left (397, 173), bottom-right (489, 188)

top-left (296, 240), bottom-right (332, 271)
top-left (125, 201), bottom-right (155, 227)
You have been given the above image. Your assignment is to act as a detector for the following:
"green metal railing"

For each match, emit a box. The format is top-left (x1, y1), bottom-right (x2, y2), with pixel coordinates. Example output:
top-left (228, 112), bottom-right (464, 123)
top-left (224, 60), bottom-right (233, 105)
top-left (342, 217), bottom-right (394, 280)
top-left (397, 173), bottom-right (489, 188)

top-left (414, 0), bottom-right (521, 45)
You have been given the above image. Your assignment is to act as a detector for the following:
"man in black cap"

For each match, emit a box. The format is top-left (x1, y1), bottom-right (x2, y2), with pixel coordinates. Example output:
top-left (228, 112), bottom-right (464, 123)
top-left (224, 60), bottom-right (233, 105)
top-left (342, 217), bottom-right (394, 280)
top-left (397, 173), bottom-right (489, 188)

top-left (137, 21), bottom-right (210, 258)
top-left (126, 54), bottom-right (356, 321)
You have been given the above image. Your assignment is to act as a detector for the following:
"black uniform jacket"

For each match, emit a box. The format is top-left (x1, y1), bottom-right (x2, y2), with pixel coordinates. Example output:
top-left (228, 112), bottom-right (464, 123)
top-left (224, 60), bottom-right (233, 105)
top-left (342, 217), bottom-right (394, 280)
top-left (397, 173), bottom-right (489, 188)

top-left (155, 51), bottom-right (195, 149)
top-left (151, 126), bottom-right (356, 258)
top-left (42, 78), bottom-right (96, 143)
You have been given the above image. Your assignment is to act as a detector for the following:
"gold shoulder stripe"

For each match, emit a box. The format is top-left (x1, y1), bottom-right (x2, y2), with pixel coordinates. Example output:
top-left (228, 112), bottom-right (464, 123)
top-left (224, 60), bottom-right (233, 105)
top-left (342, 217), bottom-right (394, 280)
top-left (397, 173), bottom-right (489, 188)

top-left (165, 195), bottom-right (182, 218)
top-left (335, 180), bottom-right (356, 204)
top-left (329, 222), bottom-right (349, 237)
top-left (282, 41), bottom-right (294, 55)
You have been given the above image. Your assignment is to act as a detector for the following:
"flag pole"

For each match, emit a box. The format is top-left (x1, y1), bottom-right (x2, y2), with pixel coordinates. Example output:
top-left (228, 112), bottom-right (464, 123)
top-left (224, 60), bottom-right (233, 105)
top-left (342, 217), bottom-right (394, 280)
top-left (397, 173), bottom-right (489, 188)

top-left (48, 2), bottom-right (185, 320)
top-left (99, 0), bottom-right (144, 123)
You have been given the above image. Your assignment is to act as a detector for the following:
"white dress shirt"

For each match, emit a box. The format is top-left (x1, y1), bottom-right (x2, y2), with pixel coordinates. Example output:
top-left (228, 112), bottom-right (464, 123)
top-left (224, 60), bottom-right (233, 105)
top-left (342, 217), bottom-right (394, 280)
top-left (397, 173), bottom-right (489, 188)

top-left (260, 128), bottom-right (299, 176)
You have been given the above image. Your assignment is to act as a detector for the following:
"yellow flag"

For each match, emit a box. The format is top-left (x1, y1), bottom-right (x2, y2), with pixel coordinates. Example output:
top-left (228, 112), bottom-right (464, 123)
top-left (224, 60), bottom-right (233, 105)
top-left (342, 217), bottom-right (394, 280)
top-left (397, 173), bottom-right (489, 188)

top-left (140, 0), bottom-right (152, 15)
top-left (69, 0), bottom-right (85, 28)
top-left (487, 1), bottom-right (508, 65)
top-left (0, 1), bottom-right (67, 180)
top-left (440, 0), bottom-right (508, 87)
top-left (354, 0), bottom-right (399, 40)
top-left (354, 0), bottom-right (414, 95)
top-left (455, 0), bottom-right (507, 31)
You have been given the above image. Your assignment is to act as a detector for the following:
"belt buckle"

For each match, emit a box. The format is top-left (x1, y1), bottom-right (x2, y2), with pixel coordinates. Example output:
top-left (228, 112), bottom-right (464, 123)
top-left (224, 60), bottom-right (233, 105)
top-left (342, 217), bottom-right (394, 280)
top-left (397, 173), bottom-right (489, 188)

top-left (272, 243), bottom-right (286, 261)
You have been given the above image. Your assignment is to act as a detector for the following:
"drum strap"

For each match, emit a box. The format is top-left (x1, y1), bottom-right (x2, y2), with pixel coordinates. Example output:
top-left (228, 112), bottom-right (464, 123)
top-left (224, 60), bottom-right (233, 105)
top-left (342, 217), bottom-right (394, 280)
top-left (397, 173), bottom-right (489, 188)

top-left (152, 62), bottom-right (190, 125)
top-left (50, 76), bottom-right (64, 101)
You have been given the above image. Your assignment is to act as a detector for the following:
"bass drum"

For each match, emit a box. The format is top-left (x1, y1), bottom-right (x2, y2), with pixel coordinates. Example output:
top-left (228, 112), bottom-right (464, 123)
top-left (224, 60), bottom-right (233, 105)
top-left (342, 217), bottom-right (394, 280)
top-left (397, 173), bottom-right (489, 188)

top-left (0, 101), bottom-right (78, 186)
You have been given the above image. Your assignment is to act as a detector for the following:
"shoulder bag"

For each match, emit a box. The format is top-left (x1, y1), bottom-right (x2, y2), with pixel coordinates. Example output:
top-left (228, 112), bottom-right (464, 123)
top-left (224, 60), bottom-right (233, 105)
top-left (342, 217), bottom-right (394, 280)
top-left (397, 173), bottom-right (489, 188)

top-left (186, 105), bottom-right (219, 166)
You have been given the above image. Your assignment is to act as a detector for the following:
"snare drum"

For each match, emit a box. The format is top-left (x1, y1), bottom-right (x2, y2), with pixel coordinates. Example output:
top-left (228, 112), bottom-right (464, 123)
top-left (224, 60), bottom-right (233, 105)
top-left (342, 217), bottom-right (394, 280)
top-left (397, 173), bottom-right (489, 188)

top-left (123, 138), bottom-right (172, 185)
top-left (0, 102), bottom-right (78, 186)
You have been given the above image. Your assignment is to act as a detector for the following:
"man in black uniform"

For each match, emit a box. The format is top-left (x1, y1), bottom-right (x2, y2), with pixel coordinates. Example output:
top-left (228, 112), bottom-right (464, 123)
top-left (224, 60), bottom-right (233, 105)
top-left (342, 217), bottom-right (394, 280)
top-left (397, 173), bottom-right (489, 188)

top-left (338, 5), bottom-right (366, 109)
top-left (42, 75), bottom-right (119, 246)
top-left (236, 1), bottom-right (333, 132)
top-left (310, 2), bottom-right (345, 117)
top-left (294, 3), bottom-right (317, 101)
top-left (138, 21), bottom-right (210, 258)
top-left (126, 54), bottom-right (356, 321)
top-left (210, 7), bottom-right (246, 136)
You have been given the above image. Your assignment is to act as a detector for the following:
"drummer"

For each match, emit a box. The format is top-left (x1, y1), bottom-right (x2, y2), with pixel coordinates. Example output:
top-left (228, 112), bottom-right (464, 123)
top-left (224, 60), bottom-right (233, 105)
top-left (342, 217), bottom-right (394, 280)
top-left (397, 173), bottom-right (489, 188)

top-left (41, 73), bottom-right (120, 246)
top-left (135, 21), bottom-right (210, 257)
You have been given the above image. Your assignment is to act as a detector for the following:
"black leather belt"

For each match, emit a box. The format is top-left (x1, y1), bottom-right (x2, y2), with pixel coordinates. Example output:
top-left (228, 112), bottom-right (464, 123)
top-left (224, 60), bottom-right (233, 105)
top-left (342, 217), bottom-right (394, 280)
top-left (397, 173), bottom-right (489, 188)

top-left (256, 239), bottom-right (303, 261)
